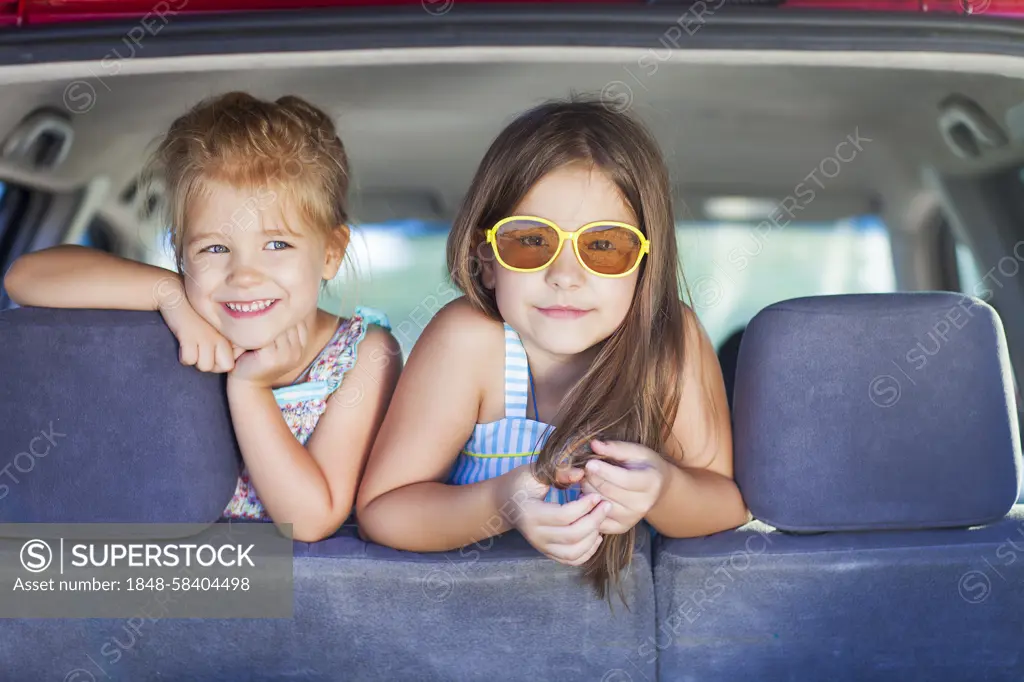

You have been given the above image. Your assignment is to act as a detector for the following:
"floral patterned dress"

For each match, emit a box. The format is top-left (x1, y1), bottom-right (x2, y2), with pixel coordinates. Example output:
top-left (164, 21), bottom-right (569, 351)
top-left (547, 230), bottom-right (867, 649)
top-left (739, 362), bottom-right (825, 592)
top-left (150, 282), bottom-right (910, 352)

top-left (221, 306), bottom-right (390, 521)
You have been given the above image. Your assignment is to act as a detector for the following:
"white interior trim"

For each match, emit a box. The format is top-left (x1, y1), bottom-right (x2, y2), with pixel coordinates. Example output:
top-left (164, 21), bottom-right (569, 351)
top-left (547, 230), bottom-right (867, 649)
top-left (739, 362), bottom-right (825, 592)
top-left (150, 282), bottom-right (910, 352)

top-left (0, 160), bottom-right (84, 192)
top-left (2, 47), bottom-right (1024, 86)
top-left (61, 176), bottom-right (111, 246)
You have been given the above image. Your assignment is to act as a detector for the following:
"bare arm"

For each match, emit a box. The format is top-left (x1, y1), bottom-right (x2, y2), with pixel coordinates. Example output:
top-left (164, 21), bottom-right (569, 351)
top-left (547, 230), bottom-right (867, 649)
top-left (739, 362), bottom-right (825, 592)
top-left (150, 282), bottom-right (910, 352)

top-left (228, 326), bottom-right (402, 543)
top-left (3, 245), bottom-right (183, 311)
top-left (645, 304), bottom-right (750, 537)
top-left (5, 245), bottom-right (238, 373)
top-left (355, 299), bottom-right (523, 552)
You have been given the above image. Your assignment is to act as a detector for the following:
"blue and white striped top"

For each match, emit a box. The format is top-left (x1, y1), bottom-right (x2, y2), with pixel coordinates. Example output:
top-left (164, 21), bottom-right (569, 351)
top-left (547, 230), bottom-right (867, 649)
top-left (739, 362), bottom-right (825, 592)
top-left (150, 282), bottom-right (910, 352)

top-left (446, 323), bottom-right (581, 504)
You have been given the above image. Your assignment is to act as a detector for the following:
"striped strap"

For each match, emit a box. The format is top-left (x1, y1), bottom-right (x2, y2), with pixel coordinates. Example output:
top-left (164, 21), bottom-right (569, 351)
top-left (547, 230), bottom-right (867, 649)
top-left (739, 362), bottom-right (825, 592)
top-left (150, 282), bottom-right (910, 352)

top-left (503, 323), bottom-right (530, 419)
top-left (271, 380), bottom-right (333, 408)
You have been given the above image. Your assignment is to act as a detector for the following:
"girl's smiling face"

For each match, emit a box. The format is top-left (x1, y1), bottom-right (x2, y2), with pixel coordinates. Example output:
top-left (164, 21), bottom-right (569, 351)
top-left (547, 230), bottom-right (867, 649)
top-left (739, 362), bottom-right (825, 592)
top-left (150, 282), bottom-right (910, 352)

top-left (181, 181), bottom-right (344, 350)
top-left (480, 163), bottom-right (641, 358)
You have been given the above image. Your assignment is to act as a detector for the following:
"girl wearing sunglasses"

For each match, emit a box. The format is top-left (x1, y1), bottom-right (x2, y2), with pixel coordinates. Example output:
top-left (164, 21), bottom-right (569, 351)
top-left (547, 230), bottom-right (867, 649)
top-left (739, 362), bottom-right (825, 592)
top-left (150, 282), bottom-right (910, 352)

top-left (357, 99), bottom-right (749, 599)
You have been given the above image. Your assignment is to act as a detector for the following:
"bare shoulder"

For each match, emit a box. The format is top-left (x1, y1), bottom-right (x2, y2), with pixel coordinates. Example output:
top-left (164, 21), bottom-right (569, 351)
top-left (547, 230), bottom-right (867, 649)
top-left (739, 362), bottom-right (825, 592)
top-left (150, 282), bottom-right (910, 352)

top-left (350, 323), bottom-right (403, 380)
top-left (679, 300), bottom-right (711, 349)
top-left (410, 296), bottom-right (504, 366)
top-left (427, 296), bottom-right (503, 336)
top-left (662, 300), bottom-right (716, 371)
top-left (667, 300), bottom-right (733, 473)
top-left (406, 297), bottom-right (507, 422)
top-left (359, 323), bottom-right (402, 358)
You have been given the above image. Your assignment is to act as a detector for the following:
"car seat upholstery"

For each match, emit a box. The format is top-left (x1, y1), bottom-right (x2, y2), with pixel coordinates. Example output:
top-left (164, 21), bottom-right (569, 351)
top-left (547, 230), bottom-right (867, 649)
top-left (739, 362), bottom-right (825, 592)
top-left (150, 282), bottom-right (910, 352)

top-left (0, 307), bottom-right (240, 526)
top-left (737, 293), bottom-right (1019, 531)
top-left (655, 293), bottom-right (1024, 682)
top-left (0, 307), bottom-right (656, 682)
top-left (3, 297), bottom-right (1020, 681)
top-left (0, 526), bottom-right (655, 681)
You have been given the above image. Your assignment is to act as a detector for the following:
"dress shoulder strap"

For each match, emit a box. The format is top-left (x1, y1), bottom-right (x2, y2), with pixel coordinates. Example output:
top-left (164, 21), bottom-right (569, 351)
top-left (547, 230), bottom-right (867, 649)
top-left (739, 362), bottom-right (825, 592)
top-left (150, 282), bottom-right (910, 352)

top-left (503, 323), bottom-right (530, 419)
top-left (273, 307), bottom-right (392, 407)
top-left (306, 306), bottom-right (391, 388)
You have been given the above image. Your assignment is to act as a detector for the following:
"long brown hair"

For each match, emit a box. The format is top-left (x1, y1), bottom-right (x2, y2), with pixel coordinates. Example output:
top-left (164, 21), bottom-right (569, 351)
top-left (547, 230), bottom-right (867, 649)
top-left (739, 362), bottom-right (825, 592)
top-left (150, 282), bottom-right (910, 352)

top-left (447, 98), bottom-right (687, 601)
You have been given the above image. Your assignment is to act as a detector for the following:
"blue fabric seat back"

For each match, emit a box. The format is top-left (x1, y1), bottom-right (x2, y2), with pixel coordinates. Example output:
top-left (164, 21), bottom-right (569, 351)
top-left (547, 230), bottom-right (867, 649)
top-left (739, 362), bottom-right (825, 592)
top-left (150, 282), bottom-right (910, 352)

top-left (733, 292), bottom-right (1021, 532)
top-left (0, 528), bottom-right (657, 681)
top-left (0, 307), bottom-right (656, 680)
top-left (656, 293), bottom-right (1024, 681)
top-left (655, 511), bottom-right (1024, 682)
top-left (0, 308), bottom-right (240, 528)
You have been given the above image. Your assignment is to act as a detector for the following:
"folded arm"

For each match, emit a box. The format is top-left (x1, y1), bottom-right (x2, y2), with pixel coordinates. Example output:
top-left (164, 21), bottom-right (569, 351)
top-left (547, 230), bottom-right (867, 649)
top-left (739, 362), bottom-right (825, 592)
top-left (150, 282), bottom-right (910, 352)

top-left (231, 326), bottom-right (403, 543)
top-left (356, 299), bottom-right (521, 552)
top-left (3, 245), bottom-right (183, 311)
top-left (645, 304), bottom-right (751, 537)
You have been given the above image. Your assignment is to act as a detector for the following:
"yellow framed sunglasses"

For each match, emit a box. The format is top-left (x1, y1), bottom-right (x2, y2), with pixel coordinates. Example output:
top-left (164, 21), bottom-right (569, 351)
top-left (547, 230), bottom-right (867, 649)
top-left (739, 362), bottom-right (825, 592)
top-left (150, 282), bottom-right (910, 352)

top-left (484, 215), bottom-right (650, 278)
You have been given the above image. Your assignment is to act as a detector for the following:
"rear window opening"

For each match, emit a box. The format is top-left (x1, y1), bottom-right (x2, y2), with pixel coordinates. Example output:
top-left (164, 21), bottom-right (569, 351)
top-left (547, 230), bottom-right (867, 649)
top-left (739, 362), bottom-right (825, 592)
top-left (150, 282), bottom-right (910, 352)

top-left (2, 34), bottom-right (1022, 372)
top-left (678, 215), bottom-right (895, 347)
top-left (317, 214), bottom-right (895, 356)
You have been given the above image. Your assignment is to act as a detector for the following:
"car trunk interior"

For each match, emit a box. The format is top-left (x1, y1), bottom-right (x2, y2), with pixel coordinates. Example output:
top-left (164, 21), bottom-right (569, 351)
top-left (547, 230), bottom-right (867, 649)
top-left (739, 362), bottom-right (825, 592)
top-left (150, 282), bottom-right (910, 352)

top-left (2, 45), bottom-right (1024, 334)
top-left (2, 8), bottom-right (1024, 681)
top-left (0, 53), bottom-right (1020, 231)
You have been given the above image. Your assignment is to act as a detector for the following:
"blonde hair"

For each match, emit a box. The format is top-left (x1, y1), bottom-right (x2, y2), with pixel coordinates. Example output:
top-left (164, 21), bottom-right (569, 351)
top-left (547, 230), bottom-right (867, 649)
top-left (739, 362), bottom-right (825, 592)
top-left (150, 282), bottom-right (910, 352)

top-left (144, 91), bottom-right (350, 271)
top-left (447, 98), bottom-right (687, 602)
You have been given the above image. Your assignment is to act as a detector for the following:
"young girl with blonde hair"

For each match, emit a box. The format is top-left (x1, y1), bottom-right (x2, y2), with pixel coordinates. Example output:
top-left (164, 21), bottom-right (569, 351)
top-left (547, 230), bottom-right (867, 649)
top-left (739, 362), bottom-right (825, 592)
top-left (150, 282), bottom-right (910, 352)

top-left (6, 92), bottom-right (401, 542)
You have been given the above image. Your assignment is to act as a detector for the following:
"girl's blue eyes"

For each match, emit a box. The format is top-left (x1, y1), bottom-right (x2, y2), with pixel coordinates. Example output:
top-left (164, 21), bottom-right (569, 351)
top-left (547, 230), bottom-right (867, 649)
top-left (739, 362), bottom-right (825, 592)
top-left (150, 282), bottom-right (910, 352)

top-left (199, 241), bottom-right (292, 254)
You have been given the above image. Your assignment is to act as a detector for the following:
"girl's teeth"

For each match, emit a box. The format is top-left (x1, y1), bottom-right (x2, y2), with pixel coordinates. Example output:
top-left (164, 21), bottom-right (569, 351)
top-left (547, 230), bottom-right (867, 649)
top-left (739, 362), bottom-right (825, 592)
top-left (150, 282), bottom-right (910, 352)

top-left (227, 300), bottom-right (272, 312)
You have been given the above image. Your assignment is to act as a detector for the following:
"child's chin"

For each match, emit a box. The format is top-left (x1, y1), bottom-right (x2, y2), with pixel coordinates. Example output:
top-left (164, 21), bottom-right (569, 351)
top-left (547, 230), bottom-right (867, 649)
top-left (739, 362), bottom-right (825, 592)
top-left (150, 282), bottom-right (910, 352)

top-left (225, 329), bottom-right (277, 352)
top-left (536, 334), bottom-right (600, 357)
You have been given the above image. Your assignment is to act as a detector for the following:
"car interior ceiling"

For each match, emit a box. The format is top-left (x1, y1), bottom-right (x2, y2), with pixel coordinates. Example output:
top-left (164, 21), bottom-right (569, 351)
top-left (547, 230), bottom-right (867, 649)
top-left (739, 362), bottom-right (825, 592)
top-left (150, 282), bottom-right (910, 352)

top-left (2, 52), bottom-right (1024, 350)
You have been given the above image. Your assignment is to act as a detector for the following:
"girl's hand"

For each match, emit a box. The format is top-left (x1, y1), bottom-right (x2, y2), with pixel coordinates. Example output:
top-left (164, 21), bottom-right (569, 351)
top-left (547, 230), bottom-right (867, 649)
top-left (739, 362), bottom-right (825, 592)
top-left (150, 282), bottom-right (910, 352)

top-left (230, 321), bottom-right (309, 389)
top-left (499, 464), bottom-right (610, 567)
top-left (582, 440), bottom-right (669, 535)
top-left (158, 295), bottom-right (238, 374)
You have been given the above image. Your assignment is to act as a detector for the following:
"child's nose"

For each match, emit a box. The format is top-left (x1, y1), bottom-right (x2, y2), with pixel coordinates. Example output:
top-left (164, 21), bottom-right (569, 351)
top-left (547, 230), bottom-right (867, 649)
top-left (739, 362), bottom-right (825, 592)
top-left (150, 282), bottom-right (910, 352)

top-left (544, 241), bottom-right (585, 289)
top-left (226, 261), bottom-right (265, 287)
